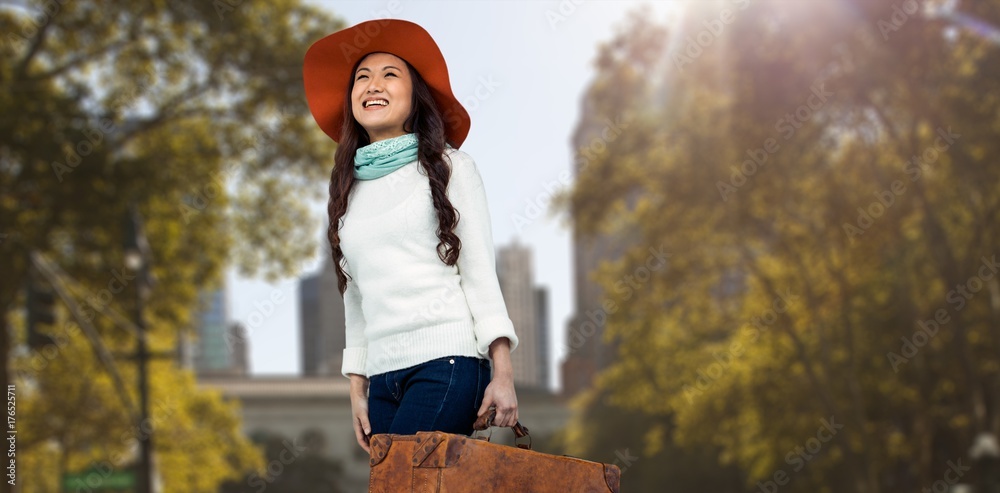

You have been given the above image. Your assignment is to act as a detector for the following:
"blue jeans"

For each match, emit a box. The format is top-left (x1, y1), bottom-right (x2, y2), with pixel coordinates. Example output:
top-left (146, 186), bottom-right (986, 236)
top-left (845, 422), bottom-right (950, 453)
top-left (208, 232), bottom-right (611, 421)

top-left (368, 355), bottom-right (491, 436)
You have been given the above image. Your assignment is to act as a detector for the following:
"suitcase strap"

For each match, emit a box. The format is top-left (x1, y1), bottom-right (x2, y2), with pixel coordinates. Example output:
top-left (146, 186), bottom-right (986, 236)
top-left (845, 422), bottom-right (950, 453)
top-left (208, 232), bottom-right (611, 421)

top-left (471, 405), bottom-right (532, 449)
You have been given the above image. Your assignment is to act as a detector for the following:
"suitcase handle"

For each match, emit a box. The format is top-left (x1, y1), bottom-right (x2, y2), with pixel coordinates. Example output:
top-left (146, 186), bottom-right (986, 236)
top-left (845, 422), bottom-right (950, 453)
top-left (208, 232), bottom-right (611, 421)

top-left (470, 405), bottom-right (532, 449)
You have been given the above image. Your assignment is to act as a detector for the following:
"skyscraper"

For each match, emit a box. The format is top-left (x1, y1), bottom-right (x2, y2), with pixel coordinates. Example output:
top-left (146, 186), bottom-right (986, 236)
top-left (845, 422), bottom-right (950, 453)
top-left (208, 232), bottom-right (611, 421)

top-left (193, 285), bottom-right (248, 377)
top-left (299, 256), bottom-right (345, 376)
top-left (497, 240), bottom-right (547, 389)
top-left (559, 96), bottom-right (636, 397)
top-left (226, 321), bottom-right (249, 376)
top-left (535, 286), bottom-right (551, 390)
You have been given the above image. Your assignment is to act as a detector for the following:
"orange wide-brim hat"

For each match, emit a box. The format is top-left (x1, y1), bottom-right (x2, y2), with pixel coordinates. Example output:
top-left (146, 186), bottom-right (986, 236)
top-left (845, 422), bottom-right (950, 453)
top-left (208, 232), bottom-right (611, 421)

top-left (302, 19), bottom-right (471, 148)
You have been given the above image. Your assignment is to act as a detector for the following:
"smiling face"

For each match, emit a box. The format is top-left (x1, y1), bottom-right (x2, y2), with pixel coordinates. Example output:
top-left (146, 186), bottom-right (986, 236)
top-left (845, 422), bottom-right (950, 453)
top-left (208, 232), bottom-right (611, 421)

top-left (351, 52), bottom-right (414, 144)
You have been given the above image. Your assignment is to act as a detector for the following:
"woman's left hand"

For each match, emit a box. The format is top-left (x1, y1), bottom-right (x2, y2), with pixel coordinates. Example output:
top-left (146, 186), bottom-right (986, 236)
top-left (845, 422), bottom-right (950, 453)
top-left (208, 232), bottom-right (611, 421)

top-left (477, 374), bottom-right (518, 428)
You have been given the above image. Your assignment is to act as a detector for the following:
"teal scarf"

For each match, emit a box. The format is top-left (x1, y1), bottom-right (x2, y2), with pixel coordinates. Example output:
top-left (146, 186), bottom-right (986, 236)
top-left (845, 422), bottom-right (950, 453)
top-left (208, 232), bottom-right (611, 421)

top-left (354, 133), bottom-right (419, 180)
top-left (353, 133), bottom-right (455, 180)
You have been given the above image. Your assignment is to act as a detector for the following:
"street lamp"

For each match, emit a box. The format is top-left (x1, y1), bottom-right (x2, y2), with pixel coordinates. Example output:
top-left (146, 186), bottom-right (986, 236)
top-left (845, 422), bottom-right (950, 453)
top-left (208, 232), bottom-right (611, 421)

top-left (970, 432), bottom-right (1000, 493)
top-left (123, 202), bottom-right (156, 493)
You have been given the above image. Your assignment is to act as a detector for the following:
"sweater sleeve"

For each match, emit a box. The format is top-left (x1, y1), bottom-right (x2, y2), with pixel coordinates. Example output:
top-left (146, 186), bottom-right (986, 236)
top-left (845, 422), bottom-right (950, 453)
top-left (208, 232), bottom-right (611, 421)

top-left (340, 257), bottom-right (368, 379)
top-left (447, 151), bottom-right (520, 360)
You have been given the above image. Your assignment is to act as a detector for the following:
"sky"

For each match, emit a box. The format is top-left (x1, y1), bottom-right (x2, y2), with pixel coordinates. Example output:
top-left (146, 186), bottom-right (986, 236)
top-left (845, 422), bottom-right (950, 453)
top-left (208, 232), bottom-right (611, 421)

top-left (226, 0), bottom-right (683, 391)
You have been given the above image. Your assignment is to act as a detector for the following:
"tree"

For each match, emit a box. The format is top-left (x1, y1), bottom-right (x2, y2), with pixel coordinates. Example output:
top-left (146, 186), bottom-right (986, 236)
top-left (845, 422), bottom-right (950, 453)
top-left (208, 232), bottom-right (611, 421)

top-left (220, 430), bottom-right (346, 493)
top-left (554, 1), bottom-right (1000, 491)
top-left (556, 385), bottom-right (745, 491)
top-left (14, 338), bottom-right (263, 492)
top-left (1, 1), bottom-right (341, 491)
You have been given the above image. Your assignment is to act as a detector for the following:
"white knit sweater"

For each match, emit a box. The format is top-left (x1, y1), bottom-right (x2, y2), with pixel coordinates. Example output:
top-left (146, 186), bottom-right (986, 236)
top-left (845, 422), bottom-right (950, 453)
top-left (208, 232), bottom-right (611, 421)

top-left (338, 147), bottom-right (519, 379)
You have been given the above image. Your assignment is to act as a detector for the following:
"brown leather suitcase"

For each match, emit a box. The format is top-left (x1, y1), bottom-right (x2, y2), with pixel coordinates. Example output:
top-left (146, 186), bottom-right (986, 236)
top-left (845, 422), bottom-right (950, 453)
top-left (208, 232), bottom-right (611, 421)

top-left (368, 406), bottom-right (621, 492)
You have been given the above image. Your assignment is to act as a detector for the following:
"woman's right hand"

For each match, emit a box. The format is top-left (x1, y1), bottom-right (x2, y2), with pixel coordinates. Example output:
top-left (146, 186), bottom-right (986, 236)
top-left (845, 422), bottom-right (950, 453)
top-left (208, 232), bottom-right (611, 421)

top-left (349, 374), bottom-right (372, 454)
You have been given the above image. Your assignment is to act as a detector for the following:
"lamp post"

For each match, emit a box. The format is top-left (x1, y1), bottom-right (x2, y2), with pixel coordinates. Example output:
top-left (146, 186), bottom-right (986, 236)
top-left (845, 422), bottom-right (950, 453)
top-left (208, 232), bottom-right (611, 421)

top-left (123, 202), bottom-right (154, 493)
top-left (970, 432), bottom-right (1000, 493)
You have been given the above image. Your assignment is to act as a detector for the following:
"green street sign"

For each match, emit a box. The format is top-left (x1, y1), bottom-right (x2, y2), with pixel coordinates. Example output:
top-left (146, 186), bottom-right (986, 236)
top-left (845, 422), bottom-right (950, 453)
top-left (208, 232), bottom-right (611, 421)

top-left (62, 469), bottom-right (136, 491)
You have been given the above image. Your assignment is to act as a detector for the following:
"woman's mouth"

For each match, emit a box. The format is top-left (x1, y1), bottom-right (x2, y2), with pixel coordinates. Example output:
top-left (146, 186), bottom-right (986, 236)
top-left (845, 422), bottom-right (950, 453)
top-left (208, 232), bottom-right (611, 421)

top-left (363, 99), bottom-right (389, 110)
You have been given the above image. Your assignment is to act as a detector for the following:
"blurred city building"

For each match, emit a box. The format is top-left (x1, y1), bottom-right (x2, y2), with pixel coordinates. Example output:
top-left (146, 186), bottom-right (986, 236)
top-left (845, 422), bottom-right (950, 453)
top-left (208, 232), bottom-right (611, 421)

top-left (189, 286), bottom-right (249, 377)
top-left (299, 255), bottom-right (345, 376)
top-left (535, 285), bottom-right (551, 390)
top-left (559, 97), bottom-right (636, 398)
top-left (497, 239), bottom-right (550, 389)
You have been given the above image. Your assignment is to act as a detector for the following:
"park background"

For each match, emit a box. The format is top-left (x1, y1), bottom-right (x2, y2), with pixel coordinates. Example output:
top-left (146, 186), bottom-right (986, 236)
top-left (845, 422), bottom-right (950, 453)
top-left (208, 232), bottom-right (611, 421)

top-left (2, 0), bottom-right (1000, 492)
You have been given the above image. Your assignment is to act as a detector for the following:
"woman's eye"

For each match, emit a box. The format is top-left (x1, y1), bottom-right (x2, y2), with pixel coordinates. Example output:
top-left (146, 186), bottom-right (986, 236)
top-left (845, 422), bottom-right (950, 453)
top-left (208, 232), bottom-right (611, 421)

top-left (385, 72), bottom-right (396, 77)
top-left (356, 75), bottom-right (367, 80)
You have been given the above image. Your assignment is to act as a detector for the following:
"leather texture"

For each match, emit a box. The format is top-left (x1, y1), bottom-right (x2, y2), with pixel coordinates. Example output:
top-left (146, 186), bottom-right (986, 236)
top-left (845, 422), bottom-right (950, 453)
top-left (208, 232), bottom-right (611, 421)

top-left (368, 407), bottom-right (621, 492)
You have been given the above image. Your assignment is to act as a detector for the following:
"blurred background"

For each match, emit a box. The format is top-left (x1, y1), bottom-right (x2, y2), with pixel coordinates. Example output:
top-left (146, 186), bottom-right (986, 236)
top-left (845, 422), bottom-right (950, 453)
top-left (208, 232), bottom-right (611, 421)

top-left (2, 0), bottom-right (999, 491)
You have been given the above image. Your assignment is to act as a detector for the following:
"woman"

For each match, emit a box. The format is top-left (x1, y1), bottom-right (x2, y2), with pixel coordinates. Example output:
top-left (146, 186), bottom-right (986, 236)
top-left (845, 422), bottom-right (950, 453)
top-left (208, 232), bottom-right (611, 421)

top-left (302, 19), bottom-right (520, 454)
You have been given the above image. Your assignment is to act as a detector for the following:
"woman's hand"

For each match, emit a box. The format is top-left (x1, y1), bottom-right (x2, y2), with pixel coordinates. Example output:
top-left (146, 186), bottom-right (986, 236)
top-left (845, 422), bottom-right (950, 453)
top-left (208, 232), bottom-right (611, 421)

top-left (477, 337), bottom-right (518, 427)
top-left (477, 373), bottom-right (518, 427)
top-left (349, 374), bottom-right (372, 454)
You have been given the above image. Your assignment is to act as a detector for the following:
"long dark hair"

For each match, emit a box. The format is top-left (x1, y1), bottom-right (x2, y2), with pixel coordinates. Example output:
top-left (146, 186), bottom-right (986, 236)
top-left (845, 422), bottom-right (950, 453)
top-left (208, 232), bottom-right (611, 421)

top-left (327, 56), bottom-right (462, 295)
